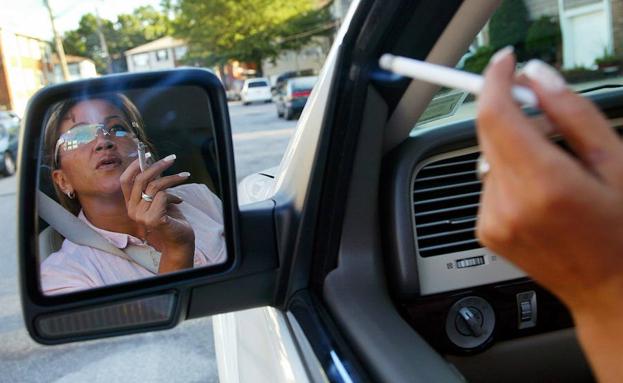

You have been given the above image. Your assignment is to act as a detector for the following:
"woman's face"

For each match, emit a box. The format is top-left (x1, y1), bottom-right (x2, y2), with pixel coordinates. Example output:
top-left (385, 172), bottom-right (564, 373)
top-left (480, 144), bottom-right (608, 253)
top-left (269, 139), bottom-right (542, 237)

top-left (53, 99), bottom-right (138, 199)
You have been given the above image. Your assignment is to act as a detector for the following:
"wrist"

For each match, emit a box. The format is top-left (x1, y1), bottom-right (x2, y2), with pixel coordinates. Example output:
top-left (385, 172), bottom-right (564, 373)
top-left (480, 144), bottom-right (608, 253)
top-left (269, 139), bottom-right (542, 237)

top-left (158, 242), bottom-right (194, 273)
top-left (571, 304), bottom-right (623, 383)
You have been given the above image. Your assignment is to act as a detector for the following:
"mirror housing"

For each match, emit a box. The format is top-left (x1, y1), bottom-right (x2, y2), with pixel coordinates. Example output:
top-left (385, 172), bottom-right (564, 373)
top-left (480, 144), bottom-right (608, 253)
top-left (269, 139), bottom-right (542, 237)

top-left (17, 69), bottom-right (277, 344)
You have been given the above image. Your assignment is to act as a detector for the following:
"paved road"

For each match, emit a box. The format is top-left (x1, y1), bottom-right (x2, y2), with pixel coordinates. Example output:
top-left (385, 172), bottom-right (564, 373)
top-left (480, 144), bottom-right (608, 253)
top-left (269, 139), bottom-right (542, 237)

top-left (230, 101), bottom-right (297, 181)
top-left (0, 101), bottom-right (295, 382)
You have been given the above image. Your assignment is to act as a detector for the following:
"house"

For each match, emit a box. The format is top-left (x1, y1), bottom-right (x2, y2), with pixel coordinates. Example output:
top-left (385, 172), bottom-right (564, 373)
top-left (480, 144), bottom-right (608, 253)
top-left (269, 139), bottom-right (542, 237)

top-left (525, 0), bottom-right (622, 68)
top-left (124, 36), bottom-right (188, 72)
top-left (262, 38), bottom-right (330, 83)
top-left (0, 28), bottom-right (52, 117)
top-left (50, 54), bottom-right (97, 83)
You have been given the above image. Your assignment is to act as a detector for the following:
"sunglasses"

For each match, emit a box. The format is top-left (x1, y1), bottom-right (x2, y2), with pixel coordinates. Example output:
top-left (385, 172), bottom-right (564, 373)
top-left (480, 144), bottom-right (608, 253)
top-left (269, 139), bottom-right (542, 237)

top-left (54, 121), bottom-right (138, 168)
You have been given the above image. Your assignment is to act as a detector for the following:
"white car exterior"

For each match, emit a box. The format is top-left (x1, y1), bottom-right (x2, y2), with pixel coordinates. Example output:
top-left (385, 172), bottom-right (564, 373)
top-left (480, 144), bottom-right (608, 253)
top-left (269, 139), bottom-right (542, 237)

top-left (240, 78), bottom-right (272, 104)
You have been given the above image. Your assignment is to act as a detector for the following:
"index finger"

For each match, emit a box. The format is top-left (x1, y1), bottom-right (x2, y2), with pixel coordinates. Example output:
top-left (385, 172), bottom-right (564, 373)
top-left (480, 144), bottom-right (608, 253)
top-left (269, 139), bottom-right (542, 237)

top-left (522, 60), bottom-right (623, 187)
top-left (120, 159), bottom-right (141, 202)
top-left (129, 154), bottom-right (177, 204)
top-left (477, 48), bottom-right (564, 176)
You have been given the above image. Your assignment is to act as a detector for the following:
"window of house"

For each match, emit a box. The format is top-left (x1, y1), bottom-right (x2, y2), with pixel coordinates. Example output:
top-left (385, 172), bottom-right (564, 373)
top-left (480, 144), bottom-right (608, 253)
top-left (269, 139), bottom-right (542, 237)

top-left (133, 53), bottom-right (149, 67)
top-left (156, 49), bottom-right (169, 61)
top-left (68, 64), bottom-right (80, 76)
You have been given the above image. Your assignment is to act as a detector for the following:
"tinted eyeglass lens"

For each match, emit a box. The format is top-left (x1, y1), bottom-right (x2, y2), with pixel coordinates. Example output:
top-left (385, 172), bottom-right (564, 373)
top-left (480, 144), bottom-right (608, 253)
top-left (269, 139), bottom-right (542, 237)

top-left (59, 123), bottom-right (133, 153)
top-left (108, 124), bottom-right (130, 137)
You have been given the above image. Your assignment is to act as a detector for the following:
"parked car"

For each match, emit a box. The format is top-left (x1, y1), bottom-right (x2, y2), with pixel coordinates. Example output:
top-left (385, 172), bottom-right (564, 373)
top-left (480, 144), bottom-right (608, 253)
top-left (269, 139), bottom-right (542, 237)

top-left (17, 0), bottom-right (614, 382)
top-left (274, 76), bottom-right (317, 120)
top-left (270, 69), bottom-right (316, 95)
top-left (225, 89), bottom-right (241, 101)
top-left (0, 115), bottom-right (18, 177)
top-left (239, 77), bottom-right (272, 105)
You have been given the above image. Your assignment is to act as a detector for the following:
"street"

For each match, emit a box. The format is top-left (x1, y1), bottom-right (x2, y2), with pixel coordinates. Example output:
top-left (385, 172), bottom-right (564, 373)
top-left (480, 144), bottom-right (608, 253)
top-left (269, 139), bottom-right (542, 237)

top-left (0, 101), bottom-right (296, 382)
top-left (230, 101), bottom-right (297, 181)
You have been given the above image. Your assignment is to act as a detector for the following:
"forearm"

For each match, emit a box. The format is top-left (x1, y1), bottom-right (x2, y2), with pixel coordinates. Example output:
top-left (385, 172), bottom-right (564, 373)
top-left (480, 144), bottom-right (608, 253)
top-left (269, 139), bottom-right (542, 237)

top-left (158, 245), bottom-right (194, 273)
top-left (571, 295), bottom-right (623, 383)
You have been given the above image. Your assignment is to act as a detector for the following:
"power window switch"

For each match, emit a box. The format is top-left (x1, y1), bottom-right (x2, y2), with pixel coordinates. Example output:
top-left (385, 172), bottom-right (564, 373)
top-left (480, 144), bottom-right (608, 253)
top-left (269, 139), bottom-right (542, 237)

top-left (516, 291), bottom-right (537, 329)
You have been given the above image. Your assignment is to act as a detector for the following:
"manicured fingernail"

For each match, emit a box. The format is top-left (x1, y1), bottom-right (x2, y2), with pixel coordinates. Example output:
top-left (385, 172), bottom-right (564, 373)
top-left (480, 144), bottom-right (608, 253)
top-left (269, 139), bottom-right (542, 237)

top-left (163, 154), bottom-right (176, 162)
top-left (523, 59), bottom-right (566, 93)
top-left (491, 46), bottom-right (514, 64)
top-left (145, 152), bottom-right (152, 158)
top-left (178, 171), bottom-right (190, 177)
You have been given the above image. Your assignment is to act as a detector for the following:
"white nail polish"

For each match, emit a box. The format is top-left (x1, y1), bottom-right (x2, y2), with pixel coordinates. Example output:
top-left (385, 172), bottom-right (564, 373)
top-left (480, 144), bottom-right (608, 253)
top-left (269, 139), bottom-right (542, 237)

top-left (145, 152), bottom-right (152, 158)
top-left (491, 46), bottom-right (514, 64)
top-left (163, 154), bottom-right (176, 162)
top-left (523, 60), bottom-right (566, 93)
top-left (178, 172), bottom-right (190, 177)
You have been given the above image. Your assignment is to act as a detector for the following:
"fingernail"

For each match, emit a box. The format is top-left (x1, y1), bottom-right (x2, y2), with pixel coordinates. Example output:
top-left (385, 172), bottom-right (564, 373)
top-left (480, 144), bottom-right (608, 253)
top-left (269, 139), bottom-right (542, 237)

top-left (178, 171), bottom-right (190, 177)
top-left (145, 152), bottom-right (152, 158)
top-left (163, 154), bottom-right (176, 162)
top-left (523, 59), bottom-right (566, 93)
top-left (491, 46), bottom-right (514, 64)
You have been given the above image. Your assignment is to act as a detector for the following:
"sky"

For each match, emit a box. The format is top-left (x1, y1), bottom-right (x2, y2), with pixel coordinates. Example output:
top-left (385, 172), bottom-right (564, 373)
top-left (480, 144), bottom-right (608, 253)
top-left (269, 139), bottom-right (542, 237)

top-left (0, 0), bottom-right (162, 40)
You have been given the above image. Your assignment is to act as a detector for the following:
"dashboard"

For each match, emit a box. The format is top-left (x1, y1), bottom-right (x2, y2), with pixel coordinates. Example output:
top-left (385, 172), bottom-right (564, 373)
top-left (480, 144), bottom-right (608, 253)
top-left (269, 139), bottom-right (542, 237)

top-left (383, 94), bottom-right (623, 355)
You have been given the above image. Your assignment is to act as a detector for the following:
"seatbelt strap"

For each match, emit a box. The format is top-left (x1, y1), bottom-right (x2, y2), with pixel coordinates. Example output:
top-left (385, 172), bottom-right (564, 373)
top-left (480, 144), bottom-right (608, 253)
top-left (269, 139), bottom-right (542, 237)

top-left (37, 191), bottom-right (160, 273)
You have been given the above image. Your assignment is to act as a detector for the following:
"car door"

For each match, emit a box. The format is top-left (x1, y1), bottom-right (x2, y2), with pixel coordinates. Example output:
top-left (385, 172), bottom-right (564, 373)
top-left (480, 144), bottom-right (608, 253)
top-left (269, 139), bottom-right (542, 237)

top-left (18, 0), bottom-right (599, 382)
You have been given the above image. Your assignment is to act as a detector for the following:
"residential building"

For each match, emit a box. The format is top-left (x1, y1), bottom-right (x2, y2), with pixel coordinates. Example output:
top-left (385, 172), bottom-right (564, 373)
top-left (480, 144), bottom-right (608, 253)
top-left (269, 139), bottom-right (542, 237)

top-left (262, 38), bottom-right (330, 83)
top-left (124, 36), bottom-right (188, 72)
top-left (524, 0), bottom-right (621, 68)
top-left (0, 28), bottom-right (52, 117)
top-left (50, 54), bottom-right (97, 83)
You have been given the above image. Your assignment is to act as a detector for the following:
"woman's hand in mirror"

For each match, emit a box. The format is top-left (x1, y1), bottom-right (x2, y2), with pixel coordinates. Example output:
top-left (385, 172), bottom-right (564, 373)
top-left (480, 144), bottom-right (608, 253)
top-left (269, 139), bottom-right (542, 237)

top-left (120, 154), bottom-right (195, 273)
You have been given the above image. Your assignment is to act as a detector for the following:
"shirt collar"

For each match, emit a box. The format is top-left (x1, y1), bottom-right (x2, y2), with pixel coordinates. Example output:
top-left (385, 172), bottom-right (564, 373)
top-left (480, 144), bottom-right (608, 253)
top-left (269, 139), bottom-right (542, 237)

top-left (78, 210), bottom-right (144, 249)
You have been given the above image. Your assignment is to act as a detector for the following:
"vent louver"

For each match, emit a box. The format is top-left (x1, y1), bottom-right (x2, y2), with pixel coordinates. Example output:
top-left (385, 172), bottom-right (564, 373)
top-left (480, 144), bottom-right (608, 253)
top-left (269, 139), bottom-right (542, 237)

top-left (413, 151), bottom-right (483, 257)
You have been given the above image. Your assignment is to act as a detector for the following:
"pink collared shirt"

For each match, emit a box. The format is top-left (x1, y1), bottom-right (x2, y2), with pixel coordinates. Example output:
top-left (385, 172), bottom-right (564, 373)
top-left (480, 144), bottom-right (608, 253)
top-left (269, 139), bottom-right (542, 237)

top-left (41, 183), bottom-right (227, 295)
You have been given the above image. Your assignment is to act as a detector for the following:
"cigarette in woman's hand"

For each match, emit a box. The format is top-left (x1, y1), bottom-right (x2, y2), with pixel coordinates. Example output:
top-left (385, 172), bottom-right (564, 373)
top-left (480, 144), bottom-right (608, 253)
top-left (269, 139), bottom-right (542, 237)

top-left (137, 141), bottom-right (150, 172)
top-left (379, 54), bottom-right (538, 107)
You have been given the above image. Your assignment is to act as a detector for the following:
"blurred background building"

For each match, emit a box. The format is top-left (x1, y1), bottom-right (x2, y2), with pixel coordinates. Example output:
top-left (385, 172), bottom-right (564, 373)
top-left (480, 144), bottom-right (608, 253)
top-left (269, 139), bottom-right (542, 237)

top-left (0, 28), bottom-right (52, 117)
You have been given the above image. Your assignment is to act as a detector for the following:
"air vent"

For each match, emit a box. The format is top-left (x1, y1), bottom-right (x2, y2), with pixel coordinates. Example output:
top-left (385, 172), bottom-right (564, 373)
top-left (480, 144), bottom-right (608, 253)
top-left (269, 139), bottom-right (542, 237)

top-left (413, 151), bottom-right (482, 257)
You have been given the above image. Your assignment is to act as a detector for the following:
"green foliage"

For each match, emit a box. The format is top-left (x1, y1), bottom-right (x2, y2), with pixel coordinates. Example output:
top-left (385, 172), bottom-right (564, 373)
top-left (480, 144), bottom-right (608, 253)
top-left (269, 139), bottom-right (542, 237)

top-left (489, 0), bottom-right (530, 57)
top-left (560, 66), bottom-right (603, 83)
top-left (171, 0), bottom-right (332, 74)
top-left (595, 47), bottom-right (621, 66)
top-left (62, 6), bottom-right (172, 73)
top-left (525, 16), bottom-right (561, 63)
top-left (463, 46), bottom-right (494, 74)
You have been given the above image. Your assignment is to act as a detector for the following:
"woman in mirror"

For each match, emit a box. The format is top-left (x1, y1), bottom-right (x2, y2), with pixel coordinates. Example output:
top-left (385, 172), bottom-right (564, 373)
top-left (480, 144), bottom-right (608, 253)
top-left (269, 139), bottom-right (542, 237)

top-left (41, 93), bottom-right (226, 295)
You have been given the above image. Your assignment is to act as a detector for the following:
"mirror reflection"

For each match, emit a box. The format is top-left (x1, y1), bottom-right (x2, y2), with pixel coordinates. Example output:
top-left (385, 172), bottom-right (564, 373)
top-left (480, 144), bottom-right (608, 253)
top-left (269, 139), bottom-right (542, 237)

top-left (38, 87), bottom-right (227, 296)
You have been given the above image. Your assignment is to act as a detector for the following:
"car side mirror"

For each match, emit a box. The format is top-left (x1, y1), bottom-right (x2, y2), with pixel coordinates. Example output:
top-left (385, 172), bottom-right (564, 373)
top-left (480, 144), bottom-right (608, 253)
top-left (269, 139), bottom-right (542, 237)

top-left (18, 69), bottom-right (278, 344)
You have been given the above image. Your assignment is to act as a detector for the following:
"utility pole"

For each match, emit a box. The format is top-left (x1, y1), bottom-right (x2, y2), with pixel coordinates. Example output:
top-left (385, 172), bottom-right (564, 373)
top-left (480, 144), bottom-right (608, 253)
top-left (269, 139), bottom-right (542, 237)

top-left (95, 7), bottom-right (113, 74)
top-left (43, 0), bottom-right (70, 81)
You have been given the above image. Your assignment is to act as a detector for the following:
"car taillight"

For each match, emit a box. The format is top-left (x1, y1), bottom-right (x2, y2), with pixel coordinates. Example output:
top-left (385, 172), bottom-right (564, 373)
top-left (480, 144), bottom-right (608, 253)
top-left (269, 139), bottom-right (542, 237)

top-left (292, 90), bottom-right (311, 98)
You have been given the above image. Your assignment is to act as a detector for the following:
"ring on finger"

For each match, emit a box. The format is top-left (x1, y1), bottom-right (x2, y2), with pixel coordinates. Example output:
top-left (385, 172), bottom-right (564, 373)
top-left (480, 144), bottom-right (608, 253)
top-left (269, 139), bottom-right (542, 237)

top-left (141, 192), bottom-right (154, 202)
top-left (477, 155), bottom-right (490, 180)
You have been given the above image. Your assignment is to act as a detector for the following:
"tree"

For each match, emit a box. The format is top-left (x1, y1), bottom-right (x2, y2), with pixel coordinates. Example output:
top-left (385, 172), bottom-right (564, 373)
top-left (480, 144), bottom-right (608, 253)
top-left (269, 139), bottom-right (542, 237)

top-left (488, 0), bottom-right (530, 59)
top-left (172, 0), bottom-right (332, 75)
top-left (62, 6), bottom-right (172, 74)
top-left (525, 16), bottom-right (561, 64)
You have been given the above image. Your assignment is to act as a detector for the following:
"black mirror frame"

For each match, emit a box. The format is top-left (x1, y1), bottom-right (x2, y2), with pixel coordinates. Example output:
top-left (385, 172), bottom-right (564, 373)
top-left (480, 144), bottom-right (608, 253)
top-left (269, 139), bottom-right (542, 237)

top-left (18, 69), bottom-right (242, 343)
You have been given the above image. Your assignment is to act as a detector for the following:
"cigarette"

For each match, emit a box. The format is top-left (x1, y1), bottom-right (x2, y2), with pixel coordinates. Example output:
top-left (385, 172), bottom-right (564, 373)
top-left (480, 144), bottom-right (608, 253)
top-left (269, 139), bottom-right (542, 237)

top-left (379, 54), bottom-right (538, 107)
top-left (137, 142), bottom-right (147, 172)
